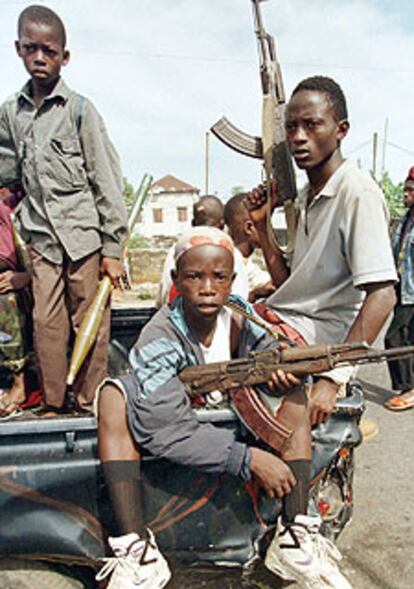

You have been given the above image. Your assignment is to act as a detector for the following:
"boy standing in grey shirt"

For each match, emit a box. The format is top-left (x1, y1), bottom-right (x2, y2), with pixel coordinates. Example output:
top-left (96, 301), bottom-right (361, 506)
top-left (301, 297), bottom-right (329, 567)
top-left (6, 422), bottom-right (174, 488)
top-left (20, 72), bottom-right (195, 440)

top-left (0, 5), bottom-right (127, 413)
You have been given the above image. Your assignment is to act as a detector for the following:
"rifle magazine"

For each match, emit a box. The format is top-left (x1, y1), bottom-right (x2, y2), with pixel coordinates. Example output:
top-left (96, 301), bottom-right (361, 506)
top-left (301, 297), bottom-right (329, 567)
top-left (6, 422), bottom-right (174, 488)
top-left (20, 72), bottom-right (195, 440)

top-left (231, 386), bottom-right (292, 454)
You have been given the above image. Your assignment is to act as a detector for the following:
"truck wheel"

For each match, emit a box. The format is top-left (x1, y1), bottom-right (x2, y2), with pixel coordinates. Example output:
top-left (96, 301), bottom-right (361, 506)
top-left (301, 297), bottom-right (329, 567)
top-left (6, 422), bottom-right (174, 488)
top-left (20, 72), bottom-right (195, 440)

top-left (0, 559), bottom-right (91, 589)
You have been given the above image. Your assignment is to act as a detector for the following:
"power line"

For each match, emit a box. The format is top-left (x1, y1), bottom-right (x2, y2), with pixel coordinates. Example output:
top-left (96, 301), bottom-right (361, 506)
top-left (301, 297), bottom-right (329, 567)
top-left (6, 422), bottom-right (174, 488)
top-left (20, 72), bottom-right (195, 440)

top-left (346, 137), bottom-right (414, 159)
top-left (0, 41), bottom-right (413, 73)
top-left (386, 141), bottom-right (414, 157)
top-left (346, 139), bottom-right (372, 155)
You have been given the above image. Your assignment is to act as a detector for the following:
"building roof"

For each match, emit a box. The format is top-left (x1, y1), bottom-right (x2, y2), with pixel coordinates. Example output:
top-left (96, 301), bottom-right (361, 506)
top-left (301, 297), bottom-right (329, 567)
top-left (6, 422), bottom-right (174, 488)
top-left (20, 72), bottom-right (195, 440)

top-left (150, 174), bottom-right (200, 194)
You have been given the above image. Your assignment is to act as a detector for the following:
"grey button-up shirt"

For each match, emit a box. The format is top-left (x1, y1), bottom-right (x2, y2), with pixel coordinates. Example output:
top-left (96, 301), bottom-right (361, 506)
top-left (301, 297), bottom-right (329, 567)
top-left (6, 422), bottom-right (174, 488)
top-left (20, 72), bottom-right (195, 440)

top-left (0, 78), bottom-right (127, 263)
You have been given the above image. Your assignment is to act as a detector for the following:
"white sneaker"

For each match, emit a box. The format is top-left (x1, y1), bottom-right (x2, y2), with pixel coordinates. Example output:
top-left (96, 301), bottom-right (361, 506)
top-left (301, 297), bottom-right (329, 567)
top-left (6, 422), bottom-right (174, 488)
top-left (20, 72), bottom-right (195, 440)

top-left (312, 530), bottom-right (353, 589)
top-left (265, 515), bottom-right (333, 589)
top-left (96, 529), bottom-right (171, 589)
top-left (263, 523), bottom-right (295, 582)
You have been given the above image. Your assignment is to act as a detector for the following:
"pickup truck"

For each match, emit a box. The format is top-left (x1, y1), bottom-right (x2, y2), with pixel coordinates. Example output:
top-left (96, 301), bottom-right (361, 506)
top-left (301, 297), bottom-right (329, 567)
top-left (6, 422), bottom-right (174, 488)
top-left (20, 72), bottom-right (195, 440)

top-left (0, 306), bottom-right (364, 589)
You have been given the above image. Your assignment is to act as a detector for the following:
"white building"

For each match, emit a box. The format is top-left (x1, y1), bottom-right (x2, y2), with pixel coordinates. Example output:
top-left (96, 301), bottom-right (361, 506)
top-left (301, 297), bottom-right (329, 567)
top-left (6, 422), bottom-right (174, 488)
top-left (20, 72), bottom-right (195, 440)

top-left (136, 174), bottom-right (200, 238)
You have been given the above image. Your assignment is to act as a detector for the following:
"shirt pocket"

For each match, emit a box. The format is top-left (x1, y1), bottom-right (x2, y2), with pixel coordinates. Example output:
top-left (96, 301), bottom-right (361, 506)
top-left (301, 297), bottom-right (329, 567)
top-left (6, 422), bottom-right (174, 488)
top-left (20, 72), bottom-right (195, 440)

top-left (49, 136), bottom-right (88, 192)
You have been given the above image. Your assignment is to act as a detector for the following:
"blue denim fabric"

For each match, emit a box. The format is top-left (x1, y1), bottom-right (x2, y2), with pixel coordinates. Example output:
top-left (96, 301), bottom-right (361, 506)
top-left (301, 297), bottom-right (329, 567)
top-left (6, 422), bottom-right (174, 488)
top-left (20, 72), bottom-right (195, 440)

top-left (392, 213), bottom-right (414, 304)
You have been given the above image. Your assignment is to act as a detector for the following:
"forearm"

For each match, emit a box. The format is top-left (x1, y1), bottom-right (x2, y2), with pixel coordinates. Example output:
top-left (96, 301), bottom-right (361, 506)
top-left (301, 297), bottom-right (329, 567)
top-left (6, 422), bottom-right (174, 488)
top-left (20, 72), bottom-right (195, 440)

top-left (317, 283), bottom-right (396, 389)
top-left (345, 282), bottom-right (396, 345)
top-left (254, 221), bottom-right (289, 287)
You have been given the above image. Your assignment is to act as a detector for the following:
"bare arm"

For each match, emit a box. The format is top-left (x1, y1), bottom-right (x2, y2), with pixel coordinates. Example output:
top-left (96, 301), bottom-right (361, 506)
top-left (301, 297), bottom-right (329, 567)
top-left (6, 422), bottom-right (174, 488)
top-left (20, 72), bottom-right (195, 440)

top-left (310, 281), bottom-right (396, 425)
top-left (345, 281), bottom-right (396, 344)
top-left (244, 183), bottom-right (290, 288)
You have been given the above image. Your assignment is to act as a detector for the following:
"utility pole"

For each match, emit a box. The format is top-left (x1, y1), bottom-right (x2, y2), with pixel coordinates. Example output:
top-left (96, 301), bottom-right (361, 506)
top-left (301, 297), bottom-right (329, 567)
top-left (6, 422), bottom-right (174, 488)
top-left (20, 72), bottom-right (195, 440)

top-left (381, 117), bottom-right (389, 179)
top-left (205, 131), bottom-right (210, 195)
top-left (372, 132), bottom-right (378, 180)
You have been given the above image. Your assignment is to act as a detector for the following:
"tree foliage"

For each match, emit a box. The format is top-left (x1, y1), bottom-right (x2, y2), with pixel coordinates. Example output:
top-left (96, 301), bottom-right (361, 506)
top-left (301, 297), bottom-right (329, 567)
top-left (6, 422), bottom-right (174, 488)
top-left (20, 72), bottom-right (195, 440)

top-left (231, 185), bottom-right (245, 196)
top-left (379, 171), bottom-right (404, 220)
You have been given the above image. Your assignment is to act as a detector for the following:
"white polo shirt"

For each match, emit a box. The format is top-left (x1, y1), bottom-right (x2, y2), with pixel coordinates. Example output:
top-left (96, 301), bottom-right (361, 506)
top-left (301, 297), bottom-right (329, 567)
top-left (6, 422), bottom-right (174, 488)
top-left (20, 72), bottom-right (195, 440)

top-left (267, 159), bottom-right (397, 344)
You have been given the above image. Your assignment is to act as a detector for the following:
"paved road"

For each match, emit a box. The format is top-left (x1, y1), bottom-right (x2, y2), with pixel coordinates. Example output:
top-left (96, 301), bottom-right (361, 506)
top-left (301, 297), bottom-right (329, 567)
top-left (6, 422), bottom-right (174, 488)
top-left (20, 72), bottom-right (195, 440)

top-left (169, 361), bottom-right (414, 589)
top-left (339, 362), bottom-right (414, 589)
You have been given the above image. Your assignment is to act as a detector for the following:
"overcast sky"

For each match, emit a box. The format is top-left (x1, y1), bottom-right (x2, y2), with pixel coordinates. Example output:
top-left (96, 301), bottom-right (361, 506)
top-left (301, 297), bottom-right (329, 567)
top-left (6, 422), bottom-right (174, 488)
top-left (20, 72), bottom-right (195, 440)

top-left (1, 0), bottom-right (414, 196)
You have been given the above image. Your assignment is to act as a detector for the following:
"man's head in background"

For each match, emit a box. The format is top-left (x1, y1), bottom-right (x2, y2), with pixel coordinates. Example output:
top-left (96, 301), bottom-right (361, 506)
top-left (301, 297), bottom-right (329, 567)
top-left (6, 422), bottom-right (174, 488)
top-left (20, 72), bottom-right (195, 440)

top-left (224, 193), bottom-right (260, 258)
top-left (403, 166), bottom-right (414, 210)
top-left (192, 195), bottom-right (224, 229)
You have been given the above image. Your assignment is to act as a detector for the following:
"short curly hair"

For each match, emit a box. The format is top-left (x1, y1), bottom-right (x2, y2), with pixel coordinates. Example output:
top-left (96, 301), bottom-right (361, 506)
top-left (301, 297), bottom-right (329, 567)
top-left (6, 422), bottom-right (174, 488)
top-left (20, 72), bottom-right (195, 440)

top-left (18, 5), bottom-right (66, 48)
top-left (292, 76), bottom-right (348, 121)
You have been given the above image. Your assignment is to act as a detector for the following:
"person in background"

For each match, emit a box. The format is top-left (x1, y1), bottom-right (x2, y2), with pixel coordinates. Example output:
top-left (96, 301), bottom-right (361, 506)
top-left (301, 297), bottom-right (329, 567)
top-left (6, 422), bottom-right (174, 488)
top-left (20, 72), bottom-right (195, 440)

top-left (384, 166), bottom-right (414, 410)
top-left (224, 192), bottom-right (275, 302)
top-left (0, 5), bottom-right (127, 415)
top-left (156, 194), bottom-right (248, 306)
top-left (0, 184), bottom-right (31, 418)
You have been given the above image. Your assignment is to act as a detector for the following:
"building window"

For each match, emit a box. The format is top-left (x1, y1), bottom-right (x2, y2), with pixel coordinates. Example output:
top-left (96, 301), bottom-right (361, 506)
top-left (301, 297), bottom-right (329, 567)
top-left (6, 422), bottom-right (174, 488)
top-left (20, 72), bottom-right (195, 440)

top-left (177, 207), bottom-right (188, 222)
top-left (153, 208), bottom-right (163, 223)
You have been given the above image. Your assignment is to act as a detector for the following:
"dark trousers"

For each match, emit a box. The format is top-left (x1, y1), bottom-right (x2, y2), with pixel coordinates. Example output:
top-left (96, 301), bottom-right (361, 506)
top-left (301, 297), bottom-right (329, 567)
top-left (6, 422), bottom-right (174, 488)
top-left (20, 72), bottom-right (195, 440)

top-left (385, 304), bottom-right (414, 390)
top-left (30, 249), bottom-right (110, 412)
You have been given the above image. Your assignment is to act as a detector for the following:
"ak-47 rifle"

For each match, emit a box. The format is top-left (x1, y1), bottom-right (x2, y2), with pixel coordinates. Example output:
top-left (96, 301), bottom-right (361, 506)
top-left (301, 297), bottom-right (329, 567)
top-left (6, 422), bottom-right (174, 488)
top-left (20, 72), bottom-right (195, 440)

top-left (180, 342), bottom-right (414, 453)
top-left (211, 0), bottom-right (297, 255)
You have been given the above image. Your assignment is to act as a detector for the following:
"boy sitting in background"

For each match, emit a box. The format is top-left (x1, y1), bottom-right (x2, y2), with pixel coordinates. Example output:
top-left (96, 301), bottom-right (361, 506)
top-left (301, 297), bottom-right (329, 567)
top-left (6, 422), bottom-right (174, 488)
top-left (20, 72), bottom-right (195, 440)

top-left (0, 185), bottom-right (31, 417)
top-left (224, 192), bottom-right (275, 302)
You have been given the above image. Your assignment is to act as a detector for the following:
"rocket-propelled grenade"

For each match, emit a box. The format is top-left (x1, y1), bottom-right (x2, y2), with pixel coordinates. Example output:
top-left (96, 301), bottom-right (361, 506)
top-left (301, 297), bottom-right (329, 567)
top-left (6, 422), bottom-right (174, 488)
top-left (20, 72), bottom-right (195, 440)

top-left (67, 173), bottom-right (153, 387)
top-left (66, 276), bottom-right (112, 386)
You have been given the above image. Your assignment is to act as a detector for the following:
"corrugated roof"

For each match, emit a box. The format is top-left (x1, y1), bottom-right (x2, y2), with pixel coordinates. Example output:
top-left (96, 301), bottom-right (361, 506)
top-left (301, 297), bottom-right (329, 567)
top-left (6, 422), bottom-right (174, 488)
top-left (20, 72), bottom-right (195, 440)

top-left (150, 174), bottom-right (200, 194)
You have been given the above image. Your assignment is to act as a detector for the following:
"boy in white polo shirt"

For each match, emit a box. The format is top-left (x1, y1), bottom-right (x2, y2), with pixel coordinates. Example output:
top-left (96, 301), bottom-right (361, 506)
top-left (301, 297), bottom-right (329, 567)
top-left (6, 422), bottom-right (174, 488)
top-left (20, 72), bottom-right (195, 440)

top-left (247, 76), bottom-right (396, 428)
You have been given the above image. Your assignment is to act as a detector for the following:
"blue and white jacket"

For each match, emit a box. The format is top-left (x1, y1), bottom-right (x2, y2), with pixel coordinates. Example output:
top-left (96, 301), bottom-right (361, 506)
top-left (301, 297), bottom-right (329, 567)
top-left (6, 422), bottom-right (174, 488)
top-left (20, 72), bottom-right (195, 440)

top-left (117, 295), bottom-right (281, 480)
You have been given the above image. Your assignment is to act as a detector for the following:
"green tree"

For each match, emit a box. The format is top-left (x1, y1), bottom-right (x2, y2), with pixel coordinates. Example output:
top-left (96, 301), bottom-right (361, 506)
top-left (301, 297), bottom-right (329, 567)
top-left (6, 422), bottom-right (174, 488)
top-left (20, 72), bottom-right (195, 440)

top-left (379, 172), bottom-right (404, 220)
top-left (231, 185), bottom-right (245, 196)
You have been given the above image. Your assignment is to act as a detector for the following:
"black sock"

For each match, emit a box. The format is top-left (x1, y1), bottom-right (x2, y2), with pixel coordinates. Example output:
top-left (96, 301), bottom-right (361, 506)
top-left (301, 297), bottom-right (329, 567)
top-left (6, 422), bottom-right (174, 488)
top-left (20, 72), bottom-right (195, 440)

top-left (282, 459), bottom-right (311, 525)
top-left (102, 460), bottom-right (145, 537)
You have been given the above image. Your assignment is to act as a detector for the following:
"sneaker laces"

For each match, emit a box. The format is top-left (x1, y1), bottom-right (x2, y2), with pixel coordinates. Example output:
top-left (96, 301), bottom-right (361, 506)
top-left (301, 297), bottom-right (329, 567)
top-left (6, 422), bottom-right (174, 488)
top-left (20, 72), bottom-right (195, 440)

top-left (95, 539), bottom-right (145, 583)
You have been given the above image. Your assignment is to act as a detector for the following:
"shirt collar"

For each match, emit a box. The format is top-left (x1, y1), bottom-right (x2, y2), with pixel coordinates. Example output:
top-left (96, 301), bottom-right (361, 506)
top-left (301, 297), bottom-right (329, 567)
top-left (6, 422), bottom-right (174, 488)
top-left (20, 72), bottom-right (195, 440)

top-left (17, 77), bottom-right (71, 107)
top-left (299, 159), bottom-right (355, 208)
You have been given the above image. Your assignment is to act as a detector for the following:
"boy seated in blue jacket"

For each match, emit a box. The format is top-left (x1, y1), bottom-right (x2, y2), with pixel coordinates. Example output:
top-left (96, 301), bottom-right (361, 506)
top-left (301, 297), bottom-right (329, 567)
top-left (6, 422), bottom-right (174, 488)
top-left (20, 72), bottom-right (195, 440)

top-left (96, 227), bottom-right (352, 589)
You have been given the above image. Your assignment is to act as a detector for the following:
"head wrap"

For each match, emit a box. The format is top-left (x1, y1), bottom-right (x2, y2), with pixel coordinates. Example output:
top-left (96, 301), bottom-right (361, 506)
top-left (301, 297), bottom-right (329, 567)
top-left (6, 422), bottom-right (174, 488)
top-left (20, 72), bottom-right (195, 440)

top-left (407, 166), bottom-right (414, 182)
top-left (174, 227), bottom-right (234, 265)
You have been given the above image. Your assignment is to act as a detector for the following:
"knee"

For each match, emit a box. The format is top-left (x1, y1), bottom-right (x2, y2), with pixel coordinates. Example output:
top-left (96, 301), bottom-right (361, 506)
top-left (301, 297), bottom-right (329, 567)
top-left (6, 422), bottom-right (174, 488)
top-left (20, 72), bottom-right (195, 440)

top-left (98, 384), bottom-right (128, 434)
top-left (278, 388), bottom-right (310, 428)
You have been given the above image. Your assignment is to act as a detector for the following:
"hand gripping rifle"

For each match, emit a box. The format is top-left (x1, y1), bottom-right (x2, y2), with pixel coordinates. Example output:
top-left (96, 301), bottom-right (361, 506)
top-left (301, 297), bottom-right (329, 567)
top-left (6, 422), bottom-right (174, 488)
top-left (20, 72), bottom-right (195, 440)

top-left (180, 342), bottom-right (414, 453)
top-left (210, 0), bottom-right (297, 255)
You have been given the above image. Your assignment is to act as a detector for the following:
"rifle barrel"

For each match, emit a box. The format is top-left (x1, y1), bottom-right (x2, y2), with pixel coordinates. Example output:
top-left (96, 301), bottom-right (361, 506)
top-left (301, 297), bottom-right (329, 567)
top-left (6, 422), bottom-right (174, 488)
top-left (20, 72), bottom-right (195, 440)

top-left (335, 345), bottom-right (414, 366)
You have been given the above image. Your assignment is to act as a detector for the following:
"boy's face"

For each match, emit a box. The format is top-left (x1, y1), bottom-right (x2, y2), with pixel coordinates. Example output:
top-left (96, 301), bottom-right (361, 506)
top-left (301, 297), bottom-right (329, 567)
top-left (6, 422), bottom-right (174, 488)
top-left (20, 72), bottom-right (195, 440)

top-left (15, 21), bottom-right (69, 88)
top-left (285, 90), bottom-right (349, 171)
top-left (172, 245), bottom-right (234, 322)
top-left (403, 180), bottom-right (414, 209)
